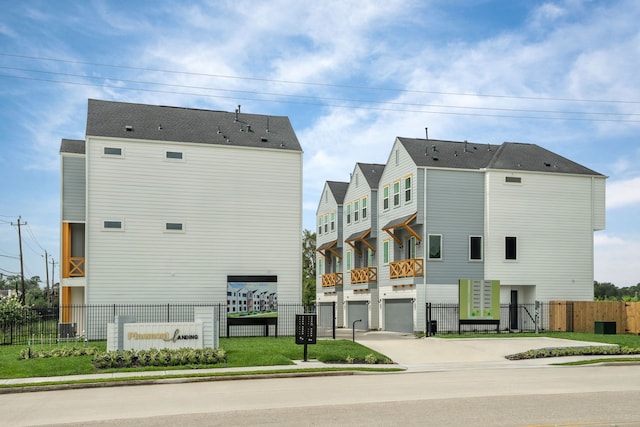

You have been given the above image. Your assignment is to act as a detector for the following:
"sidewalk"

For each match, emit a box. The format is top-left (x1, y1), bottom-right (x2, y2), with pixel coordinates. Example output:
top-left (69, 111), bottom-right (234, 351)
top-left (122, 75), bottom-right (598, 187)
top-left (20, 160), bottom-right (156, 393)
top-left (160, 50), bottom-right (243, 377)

top-left (0, 332), bottom-right (630, 391)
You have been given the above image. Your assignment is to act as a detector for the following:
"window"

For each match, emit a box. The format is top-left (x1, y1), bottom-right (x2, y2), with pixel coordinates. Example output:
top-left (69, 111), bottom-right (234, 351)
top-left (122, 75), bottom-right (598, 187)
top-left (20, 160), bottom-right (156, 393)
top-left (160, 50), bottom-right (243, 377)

top-left (406, 237), bottom-right (417, 259)
top-left (354, 200), bottom-right (359, 222)
top-left (428, 234), bottom-right (442, 260)
top-left (393, 181), bottom-right (400, 207)
top-left (383, 240), bottom-right (390, 264)
top-left (505, 176), bottom-right (522, 183)
top-left (346, 204), bottom-right (351, 224)
top-left (346, 250), bottom-right (352, 271)
top-left (395, 149), bottom-right (399, 165)
top-left (318, 258), bottom-right (323, 276)
top-left (469, 236), bottom-right (483, 261)
top-left (165, 222), bottom-right (183, 231)
top-left (324, 214), bottom-right (328, 233)
top-left (330, 212), bottom-right (335, 231)
top-left (367, 248), bottom-right (374, 267)
top-left (362, 197), bottom-right (367, 219)
top-left (166, 151), bottom-right (183, 160)
top-left (103, 220), bottom-right (122, 230)
top-left (383, 186), bottom-right (390, 210)
top-left (505, 236), bottom-right (517, 260)
top-left (318, 216), bottom-right (322, 235)
top-left (404, 175), bottom-right (412, 202)
top-left (103, 147), bottom-right (122, 156)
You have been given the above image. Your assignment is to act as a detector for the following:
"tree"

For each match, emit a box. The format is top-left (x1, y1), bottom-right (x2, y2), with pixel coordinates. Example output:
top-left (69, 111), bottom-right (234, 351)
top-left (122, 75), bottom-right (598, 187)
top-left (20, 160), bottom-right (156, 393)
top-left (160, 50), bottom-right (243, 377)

top-left (594, 281), bottom-right (640, 301)
top-left (302, 229), bottom-right (316, 306)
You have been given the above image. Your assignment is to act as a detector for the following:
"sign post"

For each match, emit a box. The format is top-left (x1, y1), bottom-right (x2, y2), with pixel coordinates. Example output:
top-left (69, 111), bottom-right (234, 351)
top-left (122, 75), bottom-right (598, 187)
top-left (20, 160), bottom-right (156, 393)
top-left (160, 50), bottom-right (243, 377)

top-left (295, 314), bottom-right (317, 362)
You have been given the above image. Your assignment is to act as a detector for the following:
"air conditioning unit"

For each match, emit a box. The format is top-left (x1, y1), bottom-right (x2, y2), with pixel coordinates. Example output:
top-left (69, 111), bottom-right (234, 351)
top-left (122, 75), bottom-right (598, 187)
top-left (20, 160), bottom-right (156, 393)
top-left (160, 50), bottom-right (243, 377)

top-left (58, 322), bottom-right (77, 338)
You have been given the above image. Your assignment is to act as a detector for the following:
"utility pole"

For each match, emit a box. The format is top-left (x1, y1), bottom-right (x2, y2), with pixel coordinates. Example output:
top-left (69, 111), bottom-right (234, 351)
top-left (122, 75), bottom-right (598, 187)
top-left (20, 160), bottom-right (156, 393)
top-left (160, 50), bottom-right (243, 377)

top-left (44, 250), bottom-right (50, 304)
top-left (11, 216), bottom-right (27, 305)
top-left (50, 257), bottom-right (58, 305)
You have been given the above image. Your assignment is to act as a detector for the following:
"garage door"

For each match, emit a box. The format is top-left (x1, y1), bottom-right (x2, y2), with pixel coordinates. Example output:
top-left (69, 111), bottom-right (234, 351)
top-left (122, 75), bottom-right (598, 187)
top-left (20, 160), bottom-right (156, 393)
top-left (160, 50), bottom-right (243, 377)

top-left (317, 302), bottom-right (335, 328)
top-left (347, 301), bottom-right (369, 330)
top-left (384, 299), bottom-right (413, 333)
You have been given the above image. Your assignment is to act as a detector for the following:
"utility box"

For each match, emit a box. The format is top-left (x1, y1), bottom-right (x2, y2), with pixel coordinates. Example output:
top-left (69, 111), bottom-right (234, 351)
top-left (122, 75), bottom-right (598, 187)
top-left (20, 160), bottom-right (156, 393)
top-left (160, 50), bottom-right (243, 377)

top-left (58, 322), bottom-right (77, 338)
top-left (594, 321), bottom-right (616, 334)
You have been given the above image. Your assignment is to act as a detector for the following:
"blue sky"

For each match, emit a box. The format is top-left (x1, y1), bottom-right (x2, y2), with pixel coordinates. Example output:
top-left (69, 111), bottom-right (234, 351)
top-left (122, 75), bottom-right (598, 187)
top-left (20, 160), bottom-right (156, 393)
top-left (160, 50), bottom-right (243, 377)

top-left (1, 0), bottom-right (639, 288)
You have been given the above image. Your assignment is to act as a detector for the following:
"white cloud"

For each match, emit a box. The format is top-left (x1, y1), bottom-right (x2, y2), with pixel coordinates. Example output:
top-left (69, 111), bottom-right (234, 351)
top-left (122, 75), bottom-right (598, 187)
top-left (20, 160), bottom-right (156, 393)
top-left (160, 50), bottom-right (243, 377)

top-left (595, 233), bottom-right (640, 286)
top-left (607, 176), bottom-right (640, 209)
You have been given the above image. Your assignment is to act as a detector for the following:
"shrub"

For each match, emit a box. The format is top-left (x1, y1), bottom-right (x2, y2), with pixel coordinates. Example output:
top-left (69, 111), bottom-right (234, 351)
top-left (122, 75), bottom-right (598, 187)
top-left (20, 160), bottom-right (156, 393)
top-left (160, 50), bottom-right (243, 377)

top-left (91, 347), bottom-right (227, 369)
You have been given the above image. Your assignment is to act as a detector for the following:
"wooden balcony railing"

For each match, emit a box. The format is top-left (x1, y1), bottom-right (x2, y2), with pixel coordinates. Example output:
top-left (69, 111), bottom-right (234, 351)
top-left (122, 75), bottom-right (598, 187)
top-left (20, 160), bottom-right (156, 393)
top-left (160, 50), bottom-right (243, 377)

top-left (389, 258), bottom-right (424, 279)
top-left (350, 267), bottom-right (377, 284)
top-left (68, 257), bottom-right (85, 277)
top-left (321, 273), bottom-right (343, 288)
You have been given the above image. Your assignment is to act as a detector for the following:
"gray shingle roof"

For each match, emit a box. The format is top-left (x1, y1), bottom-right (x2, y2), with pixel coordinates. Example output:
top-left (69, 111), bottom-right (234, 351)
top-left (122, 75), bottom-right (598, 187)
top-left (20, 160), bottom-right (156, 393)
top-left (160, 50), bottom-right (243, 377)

top-left (60, 139), bottom-right (86, 154)
top-left (85, 99), bottom-right (302, 152)
top-left (398, 138), bottom-right (499, 169)
top-left (487, 142), bottom-right (603, 175)
top-left (327, 181), bottom-right (349, 204)
top-left (398, 138), bottom-right (602, 176)
top-left (357, 163), bottom-right (385, 188)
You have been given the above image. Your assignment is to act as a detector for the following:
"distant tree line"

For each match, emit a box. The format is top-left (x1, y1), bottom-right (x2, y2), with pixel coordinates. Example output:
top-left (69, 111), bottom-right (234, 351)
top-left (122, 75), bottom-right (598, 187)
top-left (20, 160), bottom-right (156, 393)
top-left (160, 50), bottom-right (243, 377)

top-left (0, 274), bottom-right (58, 308)
top-left (594, 281), bottom-right (640, 301)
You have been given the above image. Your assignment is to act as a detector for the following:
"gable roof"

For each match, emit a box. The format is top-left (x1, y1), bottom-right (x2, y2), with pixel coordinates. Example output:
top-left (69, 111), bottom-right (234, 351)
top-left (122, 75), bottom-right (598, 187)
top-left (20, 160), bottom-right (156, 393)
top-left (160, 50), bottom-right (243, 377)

top-left (487, 142), bottom-right (603, 176)
top-left (356, 163), bottom-right (385, 188)
top-left (326, 181), bottom-right (349, 204)
top-left (398, 138), bottom-right (500, 169)
top-left (85, 99), bottom-right (302, 152)
top-left (60, 139), bottom-right (86, 154)
top-left (397, 137), bottom-right (602, 176)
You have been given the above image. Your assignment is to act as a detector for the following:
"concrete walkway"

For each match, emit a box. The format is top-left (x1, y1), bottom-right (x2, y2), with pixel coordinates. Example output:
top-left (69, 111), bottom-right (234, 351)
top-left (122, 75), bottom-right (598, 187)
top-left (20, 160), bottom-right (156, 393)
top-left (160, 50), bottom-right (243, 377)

top-left (0, 331), bottom-right (628, 390)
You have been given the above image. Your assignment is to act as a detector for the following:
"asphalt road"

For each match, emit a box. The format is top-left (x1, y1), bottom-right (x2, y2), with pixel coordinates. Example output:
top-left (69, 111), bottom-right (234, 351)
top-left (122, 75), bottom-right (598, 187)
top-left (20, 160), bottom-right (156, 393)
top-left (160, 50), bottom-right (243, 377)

top-left (4, 365), bottom-right (640, 426)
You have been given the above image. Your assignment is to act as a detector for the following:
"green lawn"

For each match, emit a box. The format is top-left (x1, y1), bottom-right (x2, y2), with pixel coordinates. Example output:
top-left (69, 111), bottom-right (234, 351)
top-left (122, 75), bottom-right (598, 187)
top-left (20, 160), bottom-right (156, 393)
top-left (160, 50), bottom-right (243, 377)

top-left (439, 331), bottom-right (640, 348)
top-left (0, 337), bottom-right (391, 380)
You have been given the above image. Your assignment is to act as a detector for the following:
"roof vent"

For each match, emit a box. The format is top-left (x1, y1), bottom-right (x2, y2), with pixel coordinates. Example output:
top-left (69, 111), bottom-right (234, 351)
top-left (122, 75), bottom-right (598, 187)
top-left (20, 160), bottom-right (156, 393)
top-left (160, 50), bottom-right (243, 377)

top-left (454, 150), bottom-right (458, 157)
top-left (266, 117), bottom-right (270, 133)
top-left (247, 125), bottom-right (252, 132)
top-left (544, 162), bottom-right (551, 167)
top-left (125, 125), bottom-right (133, 132)
top-left (432, 145), bottom-right (437, 152)
top-left (425, 127), bottom-right (429, 139)
top-left (487, 143), bottom-right (491, 151)
top-left (432, 156), bottom-right (439, 161)
top-left (217, 126), bottom-right (221, 134)
top-left (280, 143), bottom-right (285, 148)
top-left (464, 140), bottom-right (468, 152)
top-left (261, 136), bottom-right (268, 142)
top-left (157, 124), bottom-right (163, 131)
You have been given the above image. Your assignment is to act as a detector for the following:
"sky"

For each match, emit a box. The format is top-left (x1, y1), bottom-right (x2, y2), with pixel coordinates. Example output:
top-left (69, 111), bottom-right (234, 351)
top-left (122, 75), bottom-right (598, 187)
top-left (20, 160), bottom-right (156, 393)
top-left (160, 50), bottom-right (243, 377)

top-left (1, 0), bottom-right (639, 289)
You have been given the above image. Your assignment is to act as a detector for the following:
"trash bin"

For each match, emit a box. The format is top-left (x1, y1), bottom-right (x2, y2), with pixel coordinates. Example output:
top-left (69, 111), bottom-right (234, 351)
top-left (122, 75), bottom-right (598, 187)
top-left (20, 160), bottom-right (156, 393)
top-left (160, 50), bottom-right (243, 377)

top-left (426, 320), bottom-right (437, 336)
top-left (594, 321), bottom-right (616, 334)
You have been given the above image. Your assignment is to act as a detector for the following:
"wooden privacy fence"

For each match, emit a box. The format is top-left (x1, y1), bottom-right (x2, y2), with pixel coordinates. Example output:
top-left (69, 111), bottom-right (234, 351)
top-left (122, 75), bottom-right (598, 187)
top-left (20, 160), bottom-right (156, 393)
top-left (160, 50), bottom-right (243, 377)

top-left (549, 301), bottom-right (640, 334)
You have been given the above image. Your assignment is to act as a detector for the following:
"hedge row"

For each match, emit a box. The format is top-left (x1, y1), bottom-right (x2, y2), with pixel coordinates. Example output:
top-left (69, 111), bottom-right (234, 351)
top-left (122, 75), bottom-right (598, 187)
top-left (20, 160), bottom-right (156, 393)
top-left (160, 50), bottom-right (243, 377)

top-left (92, 347), bottom-right (227, 369)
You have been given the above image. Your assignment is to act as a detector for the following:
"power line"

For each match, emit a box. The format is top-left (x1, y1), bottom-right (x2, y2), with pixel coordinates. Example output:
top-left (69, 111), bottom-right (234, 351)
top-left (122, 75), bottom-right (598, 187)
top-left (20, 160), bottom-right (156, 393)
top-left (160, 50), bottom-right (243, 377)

top-left (25, 223), bottom-right (46, 253)
top-left (3, 52), bottom-right (640, 105)
top-left (1, 65), bottom-right (638, 119)
top-left (1, 73), bottom-right (640, 123)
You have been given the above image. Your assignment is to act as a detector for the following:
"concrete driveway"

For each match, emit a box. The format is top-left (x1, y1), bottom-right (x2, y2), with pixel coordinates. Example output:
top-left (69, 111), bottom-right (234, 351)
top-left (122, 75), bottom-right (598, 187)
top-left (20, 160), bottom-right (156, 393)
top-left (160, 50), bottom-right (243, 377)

top-left (339, 329), bottom-right (618, 371)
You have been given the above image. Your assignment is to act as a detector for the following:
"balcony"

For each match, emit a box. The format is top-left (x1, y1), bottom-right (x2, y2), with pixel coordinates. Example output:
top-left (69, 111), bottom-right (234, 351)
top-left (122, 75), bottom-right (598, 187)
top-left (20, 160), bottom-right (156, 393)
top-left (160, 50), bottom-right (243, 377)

top-left (389, 258), bottom-right (424, 279)
top-left (321, 273), bottom-right (343, 288)
top-left (350, 267), bottom-right (377, 284)
top-left (68, 257), bottom-right (85, 277)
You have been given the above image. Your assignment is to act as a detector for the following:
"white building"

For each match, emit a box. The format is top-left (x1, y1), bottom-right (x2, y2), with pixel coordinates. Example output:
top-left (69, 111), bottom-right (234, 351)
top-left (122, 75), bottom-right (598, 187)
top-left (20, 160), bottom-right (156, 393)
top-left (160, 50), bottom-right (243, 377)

top-left (60, 100), bottom-right (302, 334)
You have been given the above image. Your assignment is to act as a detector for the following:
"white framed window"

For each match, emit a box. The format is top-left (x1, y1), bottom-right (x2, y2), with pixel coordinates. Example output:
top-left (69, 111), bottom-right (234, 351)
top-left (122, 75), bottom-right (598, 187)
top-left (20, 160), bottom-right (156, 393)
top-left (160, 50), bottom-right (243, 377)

top-left (505, 236), bottom-right (517, 260)
top-left (362, 197), bottom-right (367, 219)
top-left (165, 151), bottom-right (184, 161)
top-left (324, 214), bottom-right (328, 233)
top-left (383, 240), bottom-right (390, 264)
top-left (103, 147), bottom-right (123, 157)
top-left (383, 186), bottom-right (390, 210)
top-left (103, 220), bottom-right (124, 231)
top-left (346, 250), bottom-right (352, 271)
top-left (406, 236), bottom-right (417, 259)
top-left (404, 175), bottom-right (412, 203)
top-left (346, 203), bottom-right (352, 224)
top-left (318, 257), bottom-right (323, 276)
top-left (428, 234), bottom-right (442, 260)
top-left (354, 200), bottom-right (359, 222)
top-left (165, 222), bottom-right (185, 232)
top-left (469, 236), bottom-right (483, 261)
top-left (318, 216), bottom-right (322, 235)
top-left (330, 212), bottom-right (335, 231)
top-left (393, 181), bottom-right (400, 207)
top-left (505, 176), bottom-right (522, 184)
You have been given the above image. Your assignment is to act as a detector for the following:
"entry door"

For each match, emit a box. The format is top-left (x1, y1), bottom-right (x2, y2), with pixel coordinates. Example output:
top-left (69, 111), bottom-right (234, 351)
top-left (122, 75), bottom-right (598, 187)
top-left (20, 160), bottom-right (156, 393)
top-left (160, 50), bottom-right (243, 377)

top-left (510, 290), bottom-right (519, 330)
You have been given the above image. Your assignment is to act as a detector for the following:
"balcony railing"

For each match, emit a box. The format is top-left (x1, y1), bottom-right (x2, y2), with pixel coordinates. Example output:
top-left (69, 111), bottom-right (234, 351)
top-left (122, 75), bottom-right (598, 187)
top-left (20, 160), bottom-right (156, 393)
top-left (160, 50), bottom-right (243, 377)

top-left (321, 273), bottom-right (343, 288)
top-left (389, 258), bottom-right (424, 279)
top-left (350, 267), bottom-right (377, 284)
top-left (68, 257), bottom-right (85, 277)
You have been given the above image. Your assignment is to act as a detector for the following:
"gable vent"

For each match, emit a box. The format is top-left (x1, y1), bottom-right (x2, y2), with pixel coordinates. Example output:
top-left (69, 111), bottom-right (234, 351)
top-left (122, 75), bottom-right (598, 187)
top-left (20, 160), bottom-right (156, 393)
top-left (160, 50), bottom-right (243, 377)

top-left (125, 125), bottom-right (133, 132)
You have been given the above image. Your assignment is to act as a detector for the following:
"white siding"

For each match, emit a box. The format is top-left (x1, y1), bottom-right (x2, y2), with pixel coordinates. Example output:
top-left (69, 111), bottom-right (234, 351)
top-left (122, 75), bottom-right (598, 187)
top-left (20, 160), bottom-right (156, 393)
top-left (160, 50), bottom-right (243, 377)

top-left (86, 136), bottom-right (302, 304)
top-left (485, 171), bottom-right (596, 301)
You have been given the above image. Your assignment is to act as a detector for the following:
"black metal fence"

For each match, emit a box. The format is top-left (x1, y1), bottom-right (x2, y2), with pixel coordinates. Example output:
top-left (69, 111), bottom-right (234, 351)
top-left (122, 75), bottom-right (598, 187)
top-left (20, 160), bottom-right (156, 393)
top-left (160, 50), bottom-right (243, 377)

top-left (426, 302), bottom-right (550, 335)
top-left (1, 303), bottom-right (333, 346)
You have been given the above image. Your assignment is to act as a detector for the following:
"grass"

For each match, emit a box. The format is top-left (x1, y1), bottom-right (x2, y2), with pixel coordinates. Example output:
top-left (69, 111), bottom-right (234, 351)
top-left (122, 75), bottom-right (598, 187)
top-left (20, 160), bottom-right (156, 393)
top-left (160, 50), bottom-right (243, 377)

top-left (437, 331), bottom-right (640, 348)
top-left (0, 337), bottom-right (391, 381)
